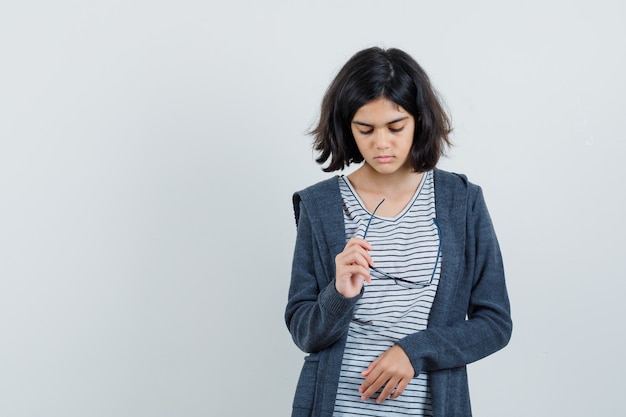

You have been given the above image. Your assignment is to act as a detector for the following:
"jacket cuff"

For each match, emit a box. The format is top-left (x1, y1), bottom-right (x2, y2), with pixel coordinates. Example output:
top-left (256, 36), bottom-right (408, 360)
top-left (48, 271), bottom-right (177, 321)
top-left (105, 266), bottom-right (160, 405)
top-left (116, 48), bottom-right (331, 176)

top-left (319, 281), bottom-right (363, 319)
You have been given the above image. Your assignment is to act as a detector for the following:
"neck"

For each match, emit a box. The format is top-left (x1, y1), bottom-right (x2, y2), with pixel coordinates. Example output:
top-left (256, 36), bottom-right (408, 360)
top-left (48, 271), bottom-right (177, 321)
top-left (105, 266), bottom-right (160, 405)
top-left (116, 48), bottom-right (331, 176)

top-left (349, 163), bottom-right (422, 196)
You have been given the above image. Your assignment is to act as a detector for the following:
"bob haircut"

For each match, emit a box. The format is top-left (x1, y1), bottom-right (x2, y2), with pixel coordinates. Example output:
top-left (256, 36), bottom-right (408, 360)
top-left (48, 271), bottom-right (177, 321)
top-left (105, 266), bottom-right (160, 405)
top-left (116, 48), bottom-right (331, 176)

top-left (311, 47), bottom-right (452, 172)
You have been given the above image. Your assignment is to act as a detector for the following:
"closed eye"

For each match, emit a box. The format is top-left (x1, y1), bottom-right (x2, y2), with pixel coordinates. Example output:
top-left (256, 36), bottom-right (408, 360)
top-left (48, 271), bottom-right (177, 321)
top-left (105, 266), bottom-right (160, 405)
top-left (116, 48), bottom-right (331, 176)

top-left (389, 126), bottom-right (404, 133)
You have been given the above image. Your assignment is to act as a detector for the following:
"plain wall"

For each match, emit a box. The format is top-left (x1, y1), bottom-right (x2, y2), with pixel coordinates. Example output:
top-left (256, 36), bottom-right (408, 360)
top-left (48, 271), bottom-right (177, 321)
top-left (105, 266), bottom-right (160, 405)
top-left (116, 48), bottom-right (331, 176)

top-left (1, 1), bottom-right (625, 416)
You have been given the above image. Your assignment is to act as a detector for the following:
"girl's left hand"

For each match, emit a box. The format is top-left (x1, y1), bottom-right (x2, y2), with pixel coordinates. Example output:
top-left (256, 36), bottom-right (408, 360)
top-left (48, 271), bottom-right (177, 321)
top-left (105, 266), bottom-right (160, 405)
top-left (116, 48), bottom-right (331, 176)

top-left (359, 344), bottom-right (415, 404)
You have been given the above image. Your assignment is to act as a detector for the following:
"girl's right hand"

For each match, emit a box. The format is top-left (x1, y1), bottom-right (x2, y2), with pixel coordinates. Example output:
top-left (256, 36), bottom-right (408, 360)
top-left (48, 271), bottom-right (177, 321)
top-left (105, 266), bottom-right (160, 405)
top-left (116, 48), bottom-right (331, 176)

top-left (334, 238), bottom-right (374, 298)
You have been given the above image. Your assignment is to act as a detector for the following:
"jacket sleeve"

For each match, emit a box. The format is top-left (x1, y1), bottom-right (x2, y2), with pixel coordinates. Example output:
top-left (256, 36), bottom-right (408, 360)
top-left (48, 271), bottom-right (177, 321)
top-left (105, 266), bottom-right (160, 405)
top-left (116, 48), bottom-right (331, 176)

top-left (285, 200), bottom-right (360, 353)
top-left (396, 185), bottom-right (512, 374)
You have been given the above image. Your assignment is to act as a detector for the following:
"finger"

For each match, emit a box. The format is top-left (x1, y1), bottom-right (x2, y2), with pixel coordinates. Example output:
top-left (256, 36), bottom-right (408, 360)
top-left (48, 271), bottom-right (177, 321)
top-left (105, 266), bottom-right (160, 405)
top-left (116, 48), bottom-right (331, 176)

top-left (343, 240), bottom-right (374, 265)
top-left (337, 248), bottom-right (373, 270)
top-left (361, 354), bottom-right (381, 377)
top-left (340, 265), bottom-right (370, 282)
top-left (376, 377), bottom-right (400, 404)
top-left (350, 252), bottom-right (374, 271)
top-left (360, 371), bottom-right (386, 400)
top-left (390, 378), bottom-right (410, 399)
top-left (339, 260), bottom-right (373, 282)
top-left (346, 237), bottom-right (373, 251)
top-left (348, 246), bottom-right (375, 267)
top-left (362, 377), bottom-right (386, 401)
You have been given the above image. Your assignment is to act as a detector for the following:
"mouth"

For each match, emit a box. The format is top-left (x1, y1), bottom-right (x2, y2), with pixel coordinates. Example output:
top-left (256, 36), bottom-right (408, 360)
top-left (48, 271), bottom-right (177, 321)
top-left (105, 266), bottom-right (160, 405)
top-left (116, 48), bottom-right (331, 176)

top-left (374, 156), bottom-right (394, 163)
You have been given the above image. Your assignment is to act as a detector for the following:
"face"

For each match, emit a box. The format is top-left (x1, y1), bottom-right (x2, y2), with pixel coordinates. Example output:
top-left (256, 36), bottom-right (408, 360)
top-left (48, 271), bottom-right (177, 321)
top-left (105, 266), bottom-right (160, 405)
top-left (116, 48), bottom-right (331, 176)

top-left (351, 97), bottom-right (415, 175)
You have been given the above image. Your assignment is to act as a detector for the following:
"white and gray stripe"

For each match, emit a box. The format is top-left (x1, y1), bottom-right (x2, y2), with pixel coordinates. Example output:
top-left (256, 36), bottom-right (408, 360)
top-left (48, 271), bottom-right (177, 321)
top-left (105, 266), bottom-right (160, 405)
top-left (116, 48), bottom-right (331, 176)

top-left (333, 171), bottom-right (441, 417)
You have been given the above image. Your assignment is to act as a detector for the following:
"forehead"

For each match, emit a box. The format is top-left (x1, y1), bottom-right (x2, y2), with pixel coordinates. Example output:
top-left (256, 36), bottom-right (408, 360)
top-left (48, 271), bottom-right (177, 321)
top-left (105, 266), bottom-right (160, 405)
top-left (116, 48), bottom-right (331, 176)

top-left (352, 97), bottom-right (410, 122)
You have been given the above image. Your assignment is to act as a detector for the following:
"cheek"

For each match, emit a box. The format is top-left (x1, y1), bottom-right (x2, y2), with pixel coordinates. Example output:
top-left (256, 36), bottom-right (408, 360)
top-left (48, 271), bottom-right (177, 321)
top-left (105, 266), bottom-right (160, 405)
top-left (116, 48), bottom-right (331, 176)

top-left (404, 131), bottom-right (415, 148)
top-left (351, 129), bottom-right (364, 145)
top-left (352, 135), bottom-right (367, 152)
top-left (354, 141), bottom-right (368, 157)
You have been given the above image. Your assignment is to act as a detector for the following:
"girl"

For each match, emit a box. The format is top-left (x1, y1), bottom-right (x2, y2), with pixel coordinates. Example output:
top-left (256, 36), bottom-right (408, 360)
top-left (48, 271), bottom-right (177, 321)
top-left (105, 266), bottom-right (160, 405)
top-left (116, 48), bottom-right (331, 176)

top-left (285, 47), bottom-right (512, 417)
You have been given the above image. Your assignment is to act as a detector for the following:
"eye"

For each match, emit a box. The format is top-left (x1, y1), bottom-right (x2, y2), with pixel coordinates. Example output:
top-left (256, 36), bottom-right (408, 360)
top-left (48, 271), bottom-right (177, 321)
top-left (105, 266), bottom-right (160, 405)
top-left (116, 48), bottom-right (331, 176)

top-left (389, 126), bottom-right (405, 133)
top-left (358, 129), bottom-right (374, 135)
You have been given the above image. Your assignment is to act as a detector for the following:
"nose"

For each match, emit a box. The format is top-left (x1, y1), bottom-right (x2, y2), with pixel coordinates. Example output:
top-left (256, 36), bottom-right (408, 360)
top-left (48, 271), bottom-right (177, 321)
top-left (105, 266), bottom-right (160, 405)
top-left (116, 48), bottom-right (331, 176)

top-left (374, 129), bottom-right (391, 150)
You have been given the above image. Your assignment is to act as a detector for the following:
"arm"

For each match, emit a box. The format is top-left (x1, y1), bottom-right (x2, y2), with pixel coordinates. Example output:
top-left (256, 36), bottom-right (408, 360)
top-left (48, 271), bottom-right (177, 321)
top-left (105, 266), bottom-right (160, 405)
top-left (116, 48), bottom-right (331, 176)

top-left (285, 202), bottom-right (361, 353)
top-left (396, 185), bottom-right (512, 375)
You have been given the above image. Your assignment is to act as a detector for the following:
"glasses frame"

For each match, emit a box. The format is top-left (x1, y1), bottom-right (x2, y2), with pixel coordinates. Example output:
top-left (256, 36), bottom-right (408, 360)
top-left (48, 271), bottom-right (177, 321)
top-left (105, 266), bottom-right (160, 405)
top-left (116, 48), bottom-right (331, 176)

top-left (363, 199), bottom-right (442, 289)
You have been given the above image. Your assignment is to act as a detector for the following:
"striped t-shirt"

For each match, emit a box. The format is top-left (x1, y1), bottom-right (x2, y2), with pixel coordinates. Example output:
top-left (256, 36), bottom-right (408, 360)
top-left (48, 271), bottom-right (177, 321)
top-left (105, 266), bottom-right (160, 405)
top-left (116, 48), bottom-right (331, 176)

top-left (333, 171), bottom-right (441, 417)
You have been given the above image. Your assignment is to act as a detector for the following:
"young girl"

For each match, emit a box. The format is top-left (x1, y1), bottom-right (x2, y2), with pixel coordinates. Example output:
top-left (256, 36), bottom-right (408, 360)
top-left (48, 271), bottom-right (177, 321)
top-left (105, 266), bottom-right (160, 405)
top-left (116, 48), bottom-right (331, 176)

top-left (285, 47), bottom-right (512, 417)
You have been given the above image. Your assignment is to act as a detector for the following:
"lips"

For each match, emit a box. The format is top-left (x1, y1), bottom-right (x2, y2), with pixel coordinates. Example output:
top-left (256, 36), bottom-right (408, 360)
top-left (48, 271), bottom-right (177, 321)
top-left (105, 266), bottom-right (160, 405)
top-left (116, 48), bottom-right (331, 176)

top-left (374, 156), bottom-right (394, 163)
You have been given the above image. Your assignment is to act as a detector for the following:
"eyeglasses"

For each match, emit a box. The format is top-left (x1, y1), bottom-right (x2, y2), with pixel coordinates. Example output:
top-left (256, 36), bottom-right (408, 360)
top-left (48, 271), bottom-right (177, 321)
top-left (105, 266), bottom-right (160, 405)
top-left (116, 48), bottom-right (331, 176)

top-left (363, 199), bottom-right (441, 289)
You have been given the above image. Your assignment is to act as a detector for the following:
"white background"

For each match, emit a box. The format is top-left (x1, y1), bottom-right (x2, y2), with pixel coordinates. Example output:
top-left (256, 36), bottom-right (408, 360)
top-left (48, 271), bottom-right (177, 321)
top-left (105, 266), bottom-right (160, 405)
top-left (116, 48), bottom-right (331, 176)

top-left (1, 1), bottom-right (625, 416)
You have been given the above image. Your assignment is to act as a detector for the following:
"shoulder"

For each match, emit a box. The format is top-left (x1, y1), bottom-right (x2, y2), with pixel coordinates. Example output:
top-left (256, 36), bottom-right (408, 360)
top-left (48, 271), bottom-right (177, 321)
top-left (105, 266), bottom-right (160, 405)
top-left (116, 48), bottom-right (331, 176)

top-left (292, 176), bottom-right (342, 226)
top-left (433, 168), bottom-right (481, 196)
top-left (293, 176), bottom-right (340, 202)
top-left (432, 169), bottom-right (487, 224)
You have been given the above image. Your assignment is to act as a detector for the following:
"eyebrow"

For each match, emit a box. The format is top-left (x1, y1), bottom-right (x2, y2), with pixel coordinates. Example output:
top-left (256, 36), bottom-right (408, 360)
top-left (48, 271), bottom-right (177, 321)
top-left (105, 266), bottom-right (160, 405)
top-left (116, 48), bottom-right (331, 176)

top-left (352, 116), bottom-right (409, 127)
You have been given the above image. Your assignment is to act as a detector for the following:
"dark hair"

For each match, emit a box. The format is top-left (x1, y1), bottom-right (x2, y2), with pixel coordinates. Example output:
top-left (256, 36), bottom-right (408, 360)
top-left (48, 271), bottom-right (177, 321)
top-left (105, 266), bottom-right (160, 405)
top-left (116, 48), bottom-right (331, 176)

top-left (311, 47), bottom-right (452, 172)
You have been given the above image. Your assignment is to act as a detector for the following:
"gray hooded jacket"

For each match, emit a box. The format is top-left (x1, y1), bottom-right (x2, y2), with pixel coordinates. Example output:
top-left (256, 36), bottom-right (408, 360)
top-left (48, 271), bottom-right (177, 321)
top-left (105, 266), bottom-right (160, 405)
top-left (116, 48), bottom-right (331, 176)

top-left (285, 169), bottom-right (512, 417)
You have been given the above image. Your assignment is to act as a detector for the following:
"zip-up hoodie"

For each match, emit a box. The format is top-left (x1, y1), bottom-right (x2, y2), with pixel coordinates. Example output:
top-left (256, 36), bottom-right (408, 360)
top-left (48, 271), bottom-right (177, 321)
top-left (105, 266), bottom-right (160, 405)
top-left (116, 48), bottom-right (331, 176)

top-left (285, 169), bottom-right (512, 417)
